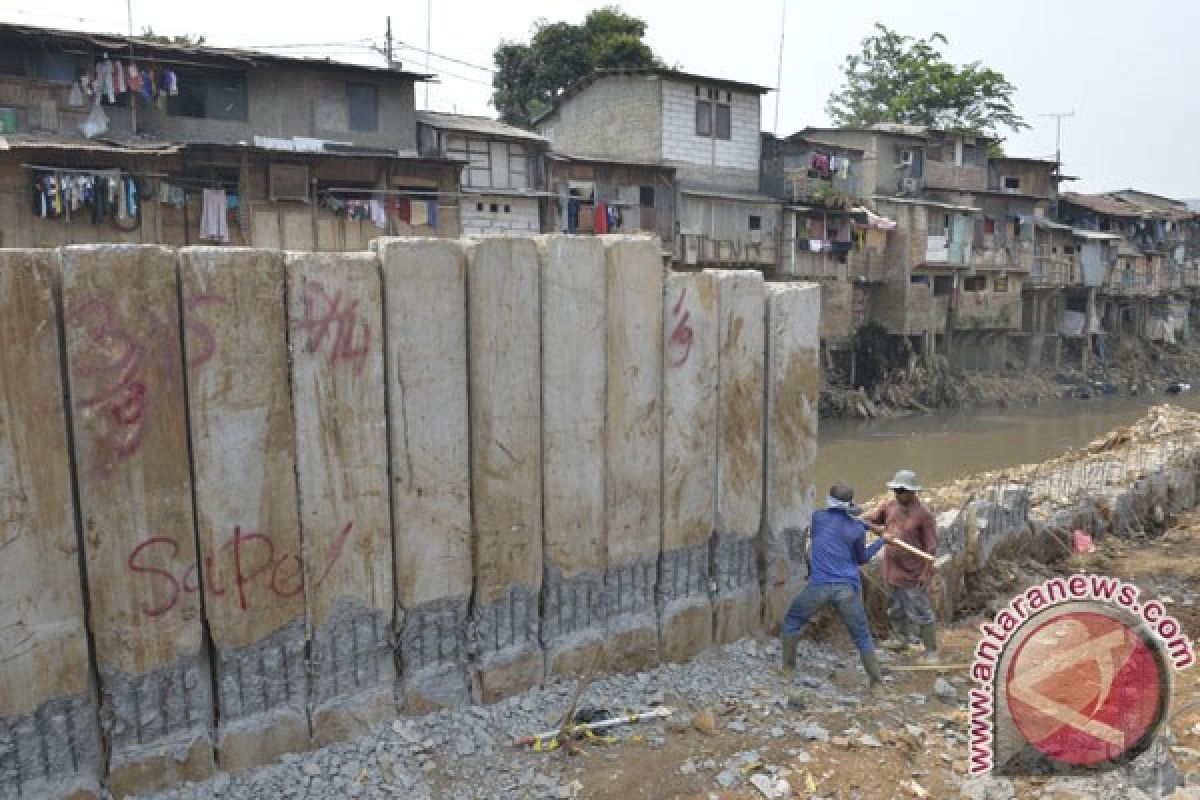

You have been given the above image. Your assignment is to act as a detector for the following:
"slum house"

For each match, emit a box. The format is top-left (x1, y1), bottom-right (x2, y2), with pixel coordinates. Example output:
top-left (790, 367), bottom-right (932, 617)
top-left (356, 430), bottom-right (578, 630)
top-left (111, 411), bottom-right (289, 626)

top-left (1058, 191), bottom-right (1195, 348)
top-left (794, 125), bottom-right (950, 360)
top-left (809, 124), bottom-right (1027, 368)
top-left (541, 153), bottom-right (676, 248)
top-left (535, 67), bottom-right (779, 269)
top-left (0, 22), bottom-right (461, 250)
top-left (760, 132), bottom-right (895, 383)
top-left (416, 111), bottom-right (549, 236)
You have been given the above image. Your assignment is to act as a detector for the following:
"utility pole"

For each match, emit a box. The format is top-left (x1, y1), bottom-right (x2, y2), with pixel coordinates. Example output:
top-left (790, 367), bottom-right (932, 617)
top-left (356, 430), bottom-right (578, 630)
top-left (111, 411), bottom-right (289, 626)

top-left (127, 0), bottom-right (136, 133)
top-left (773, 0), bottom-right (786, 136)
top-left (385, 16), bottom-right (393, 67)
top-left (1038, 110), bottom-right (1075, 168)
top-left (424, 0), bottom-right (432, 108)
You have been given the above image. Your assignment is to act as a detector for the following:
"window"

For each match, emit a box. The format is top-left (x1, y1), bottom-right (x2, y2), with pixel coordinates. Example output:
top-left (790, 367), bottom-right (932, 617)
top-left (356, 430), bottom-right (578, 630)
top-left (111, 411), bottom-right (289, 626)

top-left (489, 203), bottom-right (498, 213)
top-left (983, 218), bottom-right (996, 235)
top-left (1063, 245), bottom-right (1076, 255)
top-left (933, 276), bottom-right (954, 296)
top-left (168, 70), bottom-right (247, 121)
top-left (476, 202), bottom-right (484, 212)
top-left (1003, 176), bottom-right (1021, 190)
top-left (695, 87), bottom-right (731, 139)
top-left (639, 186), bottom-right (655, 208)
top-left (33, 52), bottom-right (77, 83)
top-left (695, 100), bottom-right (712, 136)
top-left (715, 103), bottom-right (731, 139)
top-left (503, 204), bottom-right (511, 213)
top-left (748, 215), bottom-right (762, 231)
top-left (994, 275), bottom-right (1009, 292)
top-left (964, 276), bottom-right (987, 292)
top-left (347, 83), bottom-right (378, 132)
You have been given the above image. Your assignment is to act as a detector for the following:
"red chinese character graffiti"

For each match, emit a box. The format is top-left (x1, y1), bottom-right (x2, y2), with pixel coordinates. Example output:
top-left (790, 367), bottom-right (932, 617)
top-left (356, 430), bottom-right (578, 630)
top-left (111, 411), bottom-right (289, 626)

top-left (294, 281), bottom-right (372, 375)
top-left (668, 287), bottom-right (695, 367)
top-left (183, 293), bottom-right (229, 372)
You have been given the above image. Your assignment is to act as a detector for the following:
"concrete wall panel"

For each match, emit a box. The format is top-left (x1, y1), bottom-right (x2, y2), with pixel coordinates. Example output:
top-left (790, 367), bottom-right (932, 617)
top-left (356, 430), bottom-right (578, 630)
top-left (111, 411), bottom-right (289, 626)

top-left (763, 283), bottom-right (821, 631)
top-left (604, 237), bottom-right (663, 671)
top-left (380, 238), bottom-right (472, 711)
top-left (180, 248), bottom-right (309, 769)
top-left (466, 238), bottom-right (544, 701)
top-left (0, 250), bottom-right (103, 798)
top-left (539, 236), bottom-right (608, 676)
top-left (659, 271), bottom-right (718, 662)
top-left (286, 252), bottom-right (395, 741)
top-left (710, 269), bottom-right (765, 643)
top-left (61, 244), bottom-right (214, 796)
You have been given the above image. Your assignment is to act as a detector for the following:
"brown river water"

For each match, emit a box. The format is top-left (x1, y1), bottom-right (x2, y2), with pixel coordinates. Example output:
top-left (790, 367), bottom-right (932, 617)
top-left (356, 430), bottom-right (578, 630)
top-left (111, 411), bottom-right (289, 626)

top-left (814, 393), bottom-right (1200, 503)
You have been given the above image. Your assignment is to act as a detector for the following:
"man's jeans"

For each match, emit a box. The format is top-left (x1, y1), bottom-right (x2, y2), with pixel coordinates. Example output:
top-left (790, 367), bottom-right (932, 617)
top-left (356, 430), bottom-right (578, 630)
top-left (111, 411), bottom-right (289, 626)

top-left (782, 582), bottom-right (874, 655)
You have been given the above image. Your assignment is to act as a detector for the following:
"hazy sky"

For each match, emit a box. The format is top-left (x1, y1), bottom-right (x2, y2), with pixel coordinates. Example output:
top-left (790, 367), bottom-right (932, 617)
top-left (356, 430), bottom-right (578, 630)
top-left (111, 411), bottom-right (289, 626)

top-left (5, 0), bottom-right (1197, 197)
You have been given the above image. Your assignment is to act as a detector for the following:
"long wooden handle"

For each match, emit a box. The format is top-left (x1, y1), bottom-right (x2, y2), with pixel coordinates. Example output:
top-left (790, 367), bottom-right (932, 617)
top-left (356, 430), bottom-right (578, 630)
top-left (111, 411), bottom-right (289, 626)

top-left (883, 536), bottom-right (935, 563)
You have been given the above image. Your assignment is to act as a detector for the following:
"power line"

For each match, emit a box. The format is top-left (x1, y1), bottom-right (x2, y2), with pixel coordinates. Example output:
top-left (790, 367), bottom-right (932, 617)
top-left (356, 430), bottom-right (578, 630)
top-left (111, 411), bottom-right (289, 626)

top-left (397, 42), bottom-right (495, 73)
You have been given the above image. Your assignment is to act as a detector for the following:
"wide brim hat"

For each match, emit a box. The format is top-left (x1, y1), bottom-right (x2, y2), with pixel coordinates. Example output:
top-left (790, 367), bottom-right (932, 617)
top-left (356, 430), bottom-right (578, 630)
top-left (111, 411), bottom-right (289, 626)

top-left (886, 469), bottom-right (922, 492)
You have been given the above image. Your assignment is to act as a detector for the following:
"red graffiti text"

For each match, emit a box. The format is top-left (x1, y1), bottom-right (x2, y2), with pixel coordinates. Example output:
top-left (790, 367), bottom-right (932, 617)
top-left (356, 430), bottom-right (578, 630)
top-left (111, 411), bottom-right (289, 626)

top-left (125, 521), bottom-right (355, 618)
top-left (668, 287), bottom-right (694, 367)
top-left (294, 281), bottom-right (372, 375)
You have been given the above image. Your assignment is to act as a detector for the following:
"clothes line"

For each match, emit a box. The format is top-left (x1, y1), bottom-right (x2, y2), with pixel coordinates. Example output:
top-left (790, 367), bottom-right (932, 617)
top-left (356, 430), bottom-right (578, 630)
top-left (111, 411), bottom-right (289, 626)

top-left (20, 163), bottom-right (167, 178)
top-left (321, 187), bottom-right (460, 198)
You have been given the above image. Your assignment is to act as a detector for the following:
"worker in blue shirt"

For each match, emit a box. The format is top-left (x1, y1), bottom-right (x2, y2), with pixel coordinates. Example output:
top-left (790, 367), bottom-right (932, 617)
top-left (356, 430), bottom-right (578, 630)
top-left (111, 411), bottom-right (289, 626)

top-left (780, 481), bottom-right (889, 695)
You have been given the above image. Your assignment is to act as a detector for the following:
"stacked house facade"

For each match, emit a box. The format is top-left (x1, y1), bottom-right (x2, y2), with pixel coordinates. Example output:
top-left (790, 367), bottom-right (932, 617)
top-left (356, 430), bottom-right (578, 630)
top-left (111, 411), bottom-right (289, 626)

top-left (3, 20), bottom-right (1198, 381)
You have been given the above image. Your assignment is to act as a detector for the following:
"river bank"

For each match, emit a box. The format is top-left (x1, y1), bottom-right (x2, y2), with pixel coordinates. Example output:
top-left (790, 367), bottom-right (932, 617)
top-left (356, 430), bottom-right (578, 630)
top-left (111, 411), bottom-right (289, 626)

top-left (821, 321), bottom-right (1200, 421)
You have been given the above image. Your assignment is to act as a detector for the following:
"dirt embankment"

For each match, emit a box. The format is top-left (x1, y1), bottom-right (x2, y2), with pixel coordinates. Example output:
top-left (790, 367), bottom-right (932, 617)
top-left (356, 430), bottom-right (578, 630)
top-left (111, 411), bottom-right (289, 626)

top-left (821, 324), bottom-right (1200, 420)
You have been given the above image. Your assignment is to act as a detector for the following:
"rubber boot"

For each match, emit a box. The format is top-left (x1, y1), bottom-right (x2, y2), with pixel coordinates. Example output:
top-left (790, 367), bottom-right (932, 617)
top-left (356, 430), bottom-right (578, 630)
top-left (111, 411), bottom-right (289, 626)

top-left (882, 620), bottom-right (909, 651)
top-left (780, 633), bottom-right (800, 675)
top-left (919, 623), bottom-right (939, 664)
top-left (861, 650), bottom-right (886, 698)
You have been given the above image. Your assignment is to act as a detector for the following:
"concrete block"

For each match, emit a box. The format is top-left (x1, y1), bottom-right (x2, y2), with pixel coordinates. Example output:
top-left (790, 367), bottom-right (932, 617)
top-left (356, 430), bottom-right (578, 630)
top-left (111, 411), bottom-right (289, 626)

top-left (60, 245), bottom-right (214, 795)
top-left (0, 251), bottom-right (103, 799)
top-left (286, 252), bottom-right (395, 740)
top-left (604, 237), bottom-right (663, 671)
top-left (538, 236), bottom-right (608, 676)
top-left (380, 238), bottom-right (472, 711)
top-left (709, 270), bottom-right (765, 643)
top-left (762, 283), bottom-right (819, 632)
top-left (179, 248), bottom-right (309, 769)
top-left (466, 238), bottom-right (544, 700)
top-left (660, 272), bottom-right (717, 662)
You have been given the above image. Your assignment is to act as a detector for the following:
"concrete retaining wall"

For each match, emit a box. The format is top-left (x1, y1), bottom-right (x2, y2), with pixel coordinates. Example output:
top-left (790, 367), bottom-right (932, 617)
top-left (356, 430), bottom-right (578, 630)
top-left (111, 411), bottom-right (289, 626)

top-left (0, 239), bottom-right (821, 798)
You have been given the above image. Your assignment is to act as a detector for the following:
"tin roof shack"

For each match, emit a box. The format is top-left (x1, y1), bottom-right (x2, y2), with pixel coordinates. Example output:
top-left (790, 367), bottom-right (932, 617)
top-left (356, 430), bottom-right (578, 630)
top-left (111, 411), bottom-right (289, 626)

top-left (795, 124), bottom-right (928, 198)
top-left (1058, 191), bottom-right (1195, 345)
top-left (542, 153), bottom-right (675, 246)
top-left (0, 22), bottom-right (461, 248)
top-left (763, 134), bottom-right (891, 283)
top-left (536, 68), bottom-right (778, 269)
top-left (417, 111), bottom-right (548, 236)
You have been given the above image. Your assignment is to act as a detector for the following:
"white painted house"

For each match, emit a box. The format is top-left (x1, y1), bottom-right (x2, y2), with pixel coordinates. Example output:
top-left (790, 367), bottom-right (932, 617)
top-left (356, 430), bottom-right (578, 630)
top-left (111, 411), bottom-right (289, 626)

top-left (535, 68), bottom-right (779, 268)
top-left (417, 111), bottom-right (550, 236)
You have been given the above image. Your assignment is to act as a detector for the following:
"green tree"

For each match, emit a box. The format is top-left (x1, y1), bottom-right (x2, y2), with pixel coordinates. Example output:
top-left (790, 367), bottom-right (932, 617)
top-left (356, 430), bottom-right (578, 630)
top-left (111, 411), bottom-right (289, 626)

top-left (827, 24), bottom-right (1026, 137)
top-left (492, 7), bottom-right (660, 128)
top-left (139, 27), bottom-right (206, 47)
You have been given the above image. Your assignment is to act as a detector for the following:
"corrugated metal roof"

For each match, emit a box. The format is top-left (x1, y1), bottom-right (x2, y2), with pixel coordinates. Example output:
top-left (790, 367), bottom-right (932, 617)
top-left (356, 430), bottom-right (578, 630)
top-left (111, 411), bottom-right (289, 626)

top-left (680, 188), bottom-right (779, 204)
top-left (1071, 229), bottom-right (1123, 241)
top-left (0, 133), bottom-right (181, 155)
top-left (874, 195), bottom-right (980, 213)
top-left (0, 21), bottom-right (433, 81)
top-left (416, 112), bottom-right (548, 143)
top-left (1061, 192), bottom-right (1143, 217)
top-left (544, 152), bottom-right (673, 170)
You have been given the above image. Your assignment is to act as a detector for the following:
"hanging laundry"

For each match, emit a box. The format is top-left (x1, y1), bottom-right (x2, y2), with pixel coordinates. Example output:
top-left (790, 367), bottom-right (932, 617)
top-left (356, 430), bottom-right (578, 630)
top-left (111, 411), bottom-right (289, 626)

top-left (395, 197), bottom-right (411, 222)
top-left (606, 204), bottom-right (618, 231)
top-left (164, 69), bottom-right (178, 96)
top-left (126, 177), bottom-right (139, 221)
top-left (200, 188), bottom-right (230, 243)
top-left (410, 198), bottom-right (428, 226)
top-left (566, 197), bottom-right (580, 233)
top-left (838, 158), bottom-right (850, 180)
top-left (426, 200), bottom-right (438, 229)
top-left (126, 64), bottom-right (141, 93)
top-left (369, 198), bottom-right (388, 229)
top-left (808, 239), bottom-right (823, 253)
top-left (95, 60), bottom-right (116, 103)
top-left (140, 70), bottom-right (153, 101)
top-left (67, 83), bottom-right (84, 107)
top-left (114, 60), bottom-right (127, 94)
top-left (594, 201), bottom-right (608, 234)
